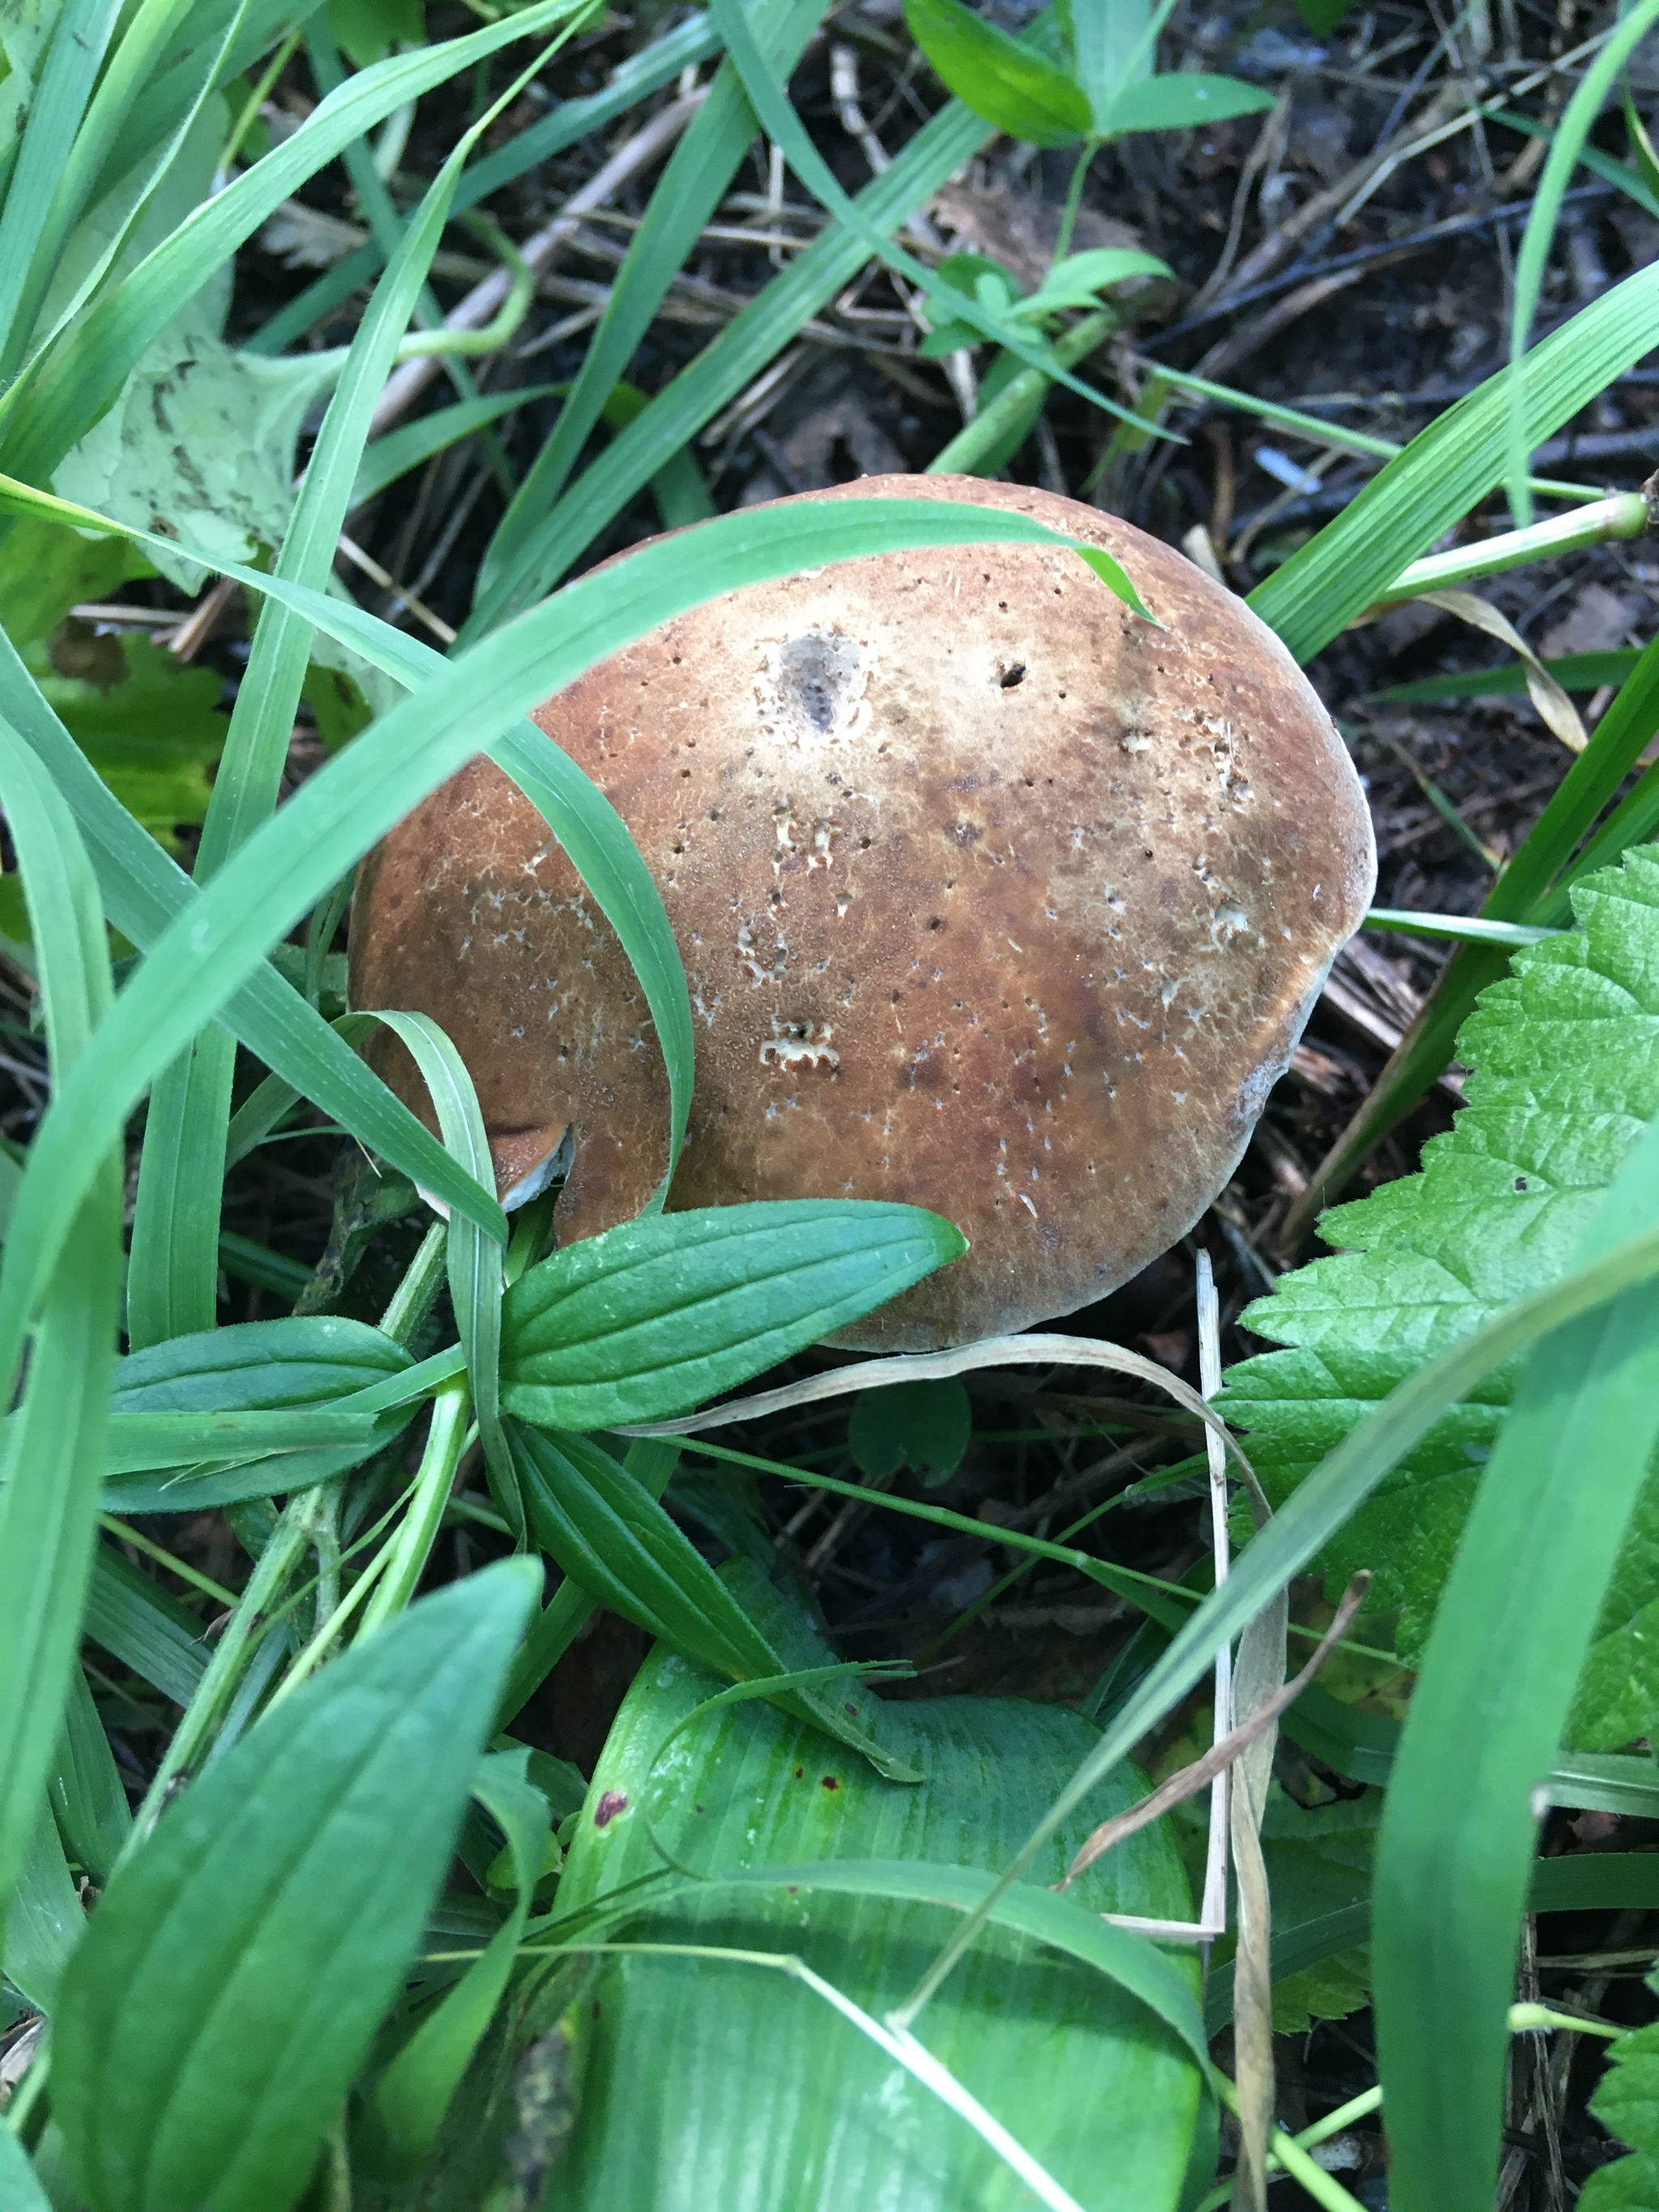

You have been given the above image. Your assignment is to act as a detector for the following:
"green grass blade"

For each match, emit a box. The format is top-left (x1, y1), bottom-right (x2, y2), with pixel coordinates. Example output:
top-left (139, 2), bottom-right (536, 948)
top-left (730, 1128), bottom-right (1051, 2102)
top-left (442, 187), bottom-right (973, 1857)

top-left (1248, 262), bottom-right (1659, 663)
top-left (481, 0), bottom-right (824, 590)
top-left (1503, 0), bottom-right (1659, 526)
top-left (0, 628), bottom-right (501, 1234)
top-left (893, 1205), bottom-right (1659, 2022)
top-left (462, 96), bottom-right (997, 631)
top-left (0, 491), bottom-right (1098, 1407)
top-left (126, 72), bottom-right (520, 1346)
top-left (349, 386), bottom-right (561, 507)
top-left (0, 0), bottom-right (587, 484)
top-left (0, 717), bottom-right (119, 1917)
top-left (0, 0), bottom-right (124, 367)
top-left (1373, 1113), bottom-right (1659, 2211)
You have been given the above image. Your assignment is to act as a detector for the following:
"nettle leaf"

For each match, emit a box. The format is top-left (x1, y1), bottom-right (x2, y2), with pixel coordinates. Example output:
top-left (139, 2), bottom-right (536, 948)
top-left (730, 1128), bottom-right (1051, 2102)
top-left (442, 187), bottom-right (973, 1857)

top-left (1585, 2003), bottom-right (1659, 2210)
top-left (1221, 847), bottom-right (1659, 1748)
top-left (903, 0), bottom-right (1091, 147)
top-left (548, 1609), bottom-right (1205, 2209)
top-left (499, 1200), bottom-right (966, 1430)
top-left (53, 1559), bottom-right (540, 2212)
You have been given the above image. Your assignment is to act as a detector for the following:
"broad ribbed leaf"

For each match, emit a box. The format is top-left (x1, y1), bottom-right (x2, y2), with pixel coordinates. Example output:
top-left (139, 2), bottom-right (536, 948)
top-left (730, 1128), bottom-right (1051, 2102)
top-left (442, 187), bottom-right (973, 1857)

top-left (903, 0), bottom-right (1090, 146)
top-left (547, 1614), bottom-right (1204, 2210)
top-left (54, 1559), bottom-right (539, 2212)
top-left (501, 1201), bottom-right (966, 1429)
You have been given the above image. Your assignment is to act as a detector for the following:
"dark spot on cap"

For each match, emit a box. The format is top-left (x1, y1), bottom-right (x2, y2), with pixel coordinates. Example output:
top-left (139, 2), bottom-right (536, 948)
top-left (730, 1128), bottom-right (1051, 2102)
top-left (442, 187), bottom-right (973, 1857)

top-left (1000, 663), bottom-right (1026, 689)
top-left (593, 1789), bottom-right (629, 1828)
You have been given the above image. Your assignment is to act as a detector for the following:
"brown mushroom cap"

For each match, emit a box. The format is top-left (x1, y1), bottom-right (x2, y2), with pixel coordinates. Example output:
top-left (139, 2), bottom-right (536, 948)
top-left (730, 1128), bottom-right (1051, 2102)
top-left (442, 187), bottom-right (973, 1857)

top-left (350, 475), bottom-right (1375, 1350)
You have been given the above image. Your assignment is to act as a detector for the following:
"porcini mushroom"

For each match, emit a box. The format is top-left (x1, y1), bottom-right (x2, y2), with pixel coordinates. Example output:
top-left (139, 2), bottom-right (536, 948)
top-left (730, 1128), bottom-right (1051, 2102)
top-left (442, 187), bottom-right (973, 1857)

top-left (349, 475), bottom-right (1375, 1351)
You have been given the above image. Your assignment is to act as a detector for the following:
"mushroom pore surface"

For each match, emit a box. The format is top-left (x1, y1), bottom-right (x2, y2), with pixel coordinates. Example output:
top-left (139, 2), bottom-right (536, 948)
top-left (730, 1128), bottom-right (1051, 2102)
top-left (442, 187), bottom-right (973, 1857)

top-left (349, 475), bottom-right (1375, 1350)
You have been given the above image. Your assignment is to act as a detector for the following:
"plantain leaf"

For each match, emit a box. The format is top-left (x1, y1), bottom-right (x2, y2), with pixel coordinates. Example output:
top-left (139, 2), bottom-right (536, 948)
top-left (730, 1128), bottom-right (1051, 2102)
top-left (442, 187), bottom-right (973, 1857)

top-left (501, 1201), bottom-right (966, 1430)
top-left (544, 1613), bottom-right (1205, 2209)
top-left (53, 1559), bottom-right (540, 2212)
top-left (903, 0), bottom-right (1091, 147)
top-left (1221, 847), bottom-right (1659, 1749)
top-left (1101, 73), bottom-right (1275, 134)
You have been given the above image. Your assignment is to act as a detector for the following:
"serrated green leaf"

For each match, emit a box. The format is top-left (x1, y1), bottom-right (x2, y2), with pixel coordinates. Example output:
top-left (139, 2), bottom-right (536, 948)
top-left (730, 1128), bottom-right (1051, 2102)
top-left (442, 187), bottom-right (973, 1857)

top-left (903, 0), bottom-right (1090, 146)
top-left (1222, 846), bottom-right (1659, 1747)
top-left (545, 1612), bottom-right (1204, 2209)
top-left (53, 1559), bottom-right (539, 2212)
top-left (500, 1201), bottom-right (966, 1430)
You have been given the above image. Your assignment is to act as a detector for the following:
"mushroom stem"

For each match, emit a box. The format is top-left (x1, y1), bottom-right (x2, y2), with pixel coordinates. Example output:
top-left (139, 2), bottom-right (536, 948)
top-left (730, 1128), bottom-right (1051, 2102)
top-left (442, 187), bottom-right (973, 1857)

top-left (926, 307), bottom-right (1118, 477)
top-left (1375, 487), bottom-right (1653, 606)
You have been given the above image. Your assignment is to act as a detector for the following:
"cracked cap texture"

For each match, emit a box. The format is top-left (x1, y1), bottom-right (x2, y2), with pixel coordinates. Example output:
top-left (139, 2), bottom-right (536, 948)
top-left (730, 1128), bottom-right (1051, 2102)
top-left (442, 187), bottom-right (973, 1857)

top-left (349, 475), bottom-right (1375, 1349)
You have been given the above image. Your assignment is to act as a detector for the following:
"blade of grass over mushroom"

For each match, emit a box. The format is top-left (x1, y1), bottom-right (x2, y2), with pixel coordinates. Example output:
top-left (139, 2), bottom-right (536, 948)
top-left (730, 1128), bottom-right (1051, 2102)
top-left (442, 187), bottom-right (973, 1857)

top-left (0, 629), bottom-right (496, 1233)
top-left (367, 1012), bottom-right (507, 1506)
top-left (52, 1561), bottom-right (540, 2212)
top-left (1502, 0), bottom-right (1659, 528)
top-left (1373, 1107), bottom-right (1659, 2212)
top-left (0, 719), bottom-right (120, 1910)
top-left (126, 56), bottom-right (548, 1349)
top-left (0, 0), bottom-right (591, 484)
top-left (1247, 261), bottom-right (1659, 664)
top-left (0, 488), bottom-right (1124, 1400)
top-left (883, 1212), bottom-right (1659, 2030)
top-left (483, 0), bottom-right (825, 585)
top-left (465, 96), bottom-right (1000, 629)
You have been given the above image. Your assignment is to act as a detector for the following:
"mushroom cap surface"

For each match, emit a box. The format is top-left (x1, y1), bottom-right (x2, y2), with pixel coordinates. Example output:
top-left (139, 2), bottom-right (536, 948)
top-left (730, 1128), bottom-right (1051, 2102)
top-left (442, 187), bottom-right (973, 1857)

top-left (350, 475), bottom-right (1375, 1349)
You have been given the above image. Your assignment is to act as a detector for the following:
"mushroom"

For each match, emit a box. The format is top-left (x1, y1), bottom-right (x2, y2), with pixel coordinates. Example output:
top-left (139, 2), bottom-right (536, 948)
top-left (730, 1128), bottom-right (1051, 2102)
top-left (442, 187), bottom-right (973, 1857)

top-left (349, 474), bottom-right (1374, 1351)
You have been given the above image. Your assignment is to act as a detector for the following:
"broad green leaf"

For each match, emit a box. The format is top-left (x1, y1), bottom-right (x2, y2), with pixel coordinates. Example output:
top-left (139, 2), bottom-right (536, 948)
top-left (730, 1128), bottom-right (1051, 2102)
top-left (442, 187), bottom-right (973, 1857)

top-left (0, 2127), bottom-right (50, 2212)
top-left (849, 1378), bottom-right (972, 1487)
top-left (500, 1201), bottom-right (967, 1430)
top-left (0, 714), bottom-right (120, 1916)
top-left (1221, 847), bottom-right (1659, 1749)
top-left (545, 1622), bottom-right (1205, 2209)
top-left (53, 1558), bottom-right (540, 2212)
top-left (903, 0), bottom-right (1091, 147)
top-left (1103, 73), bottom-right (1274, 134)
top-left (36, 633), bottom-right (228, 855)
top-left (1372, 1081), bottom-right (1659, 2207)
top-left (512, 1434), bottom-right (925, 1780)
top-left (1056, 0), bottom-right (1151, 121)
top-left (0, 512), bottom-right (144, 651)
top-left (1251, 262), bottom-right (1659, 663)
top-left (111, 1315), bottom-right (413, 1414)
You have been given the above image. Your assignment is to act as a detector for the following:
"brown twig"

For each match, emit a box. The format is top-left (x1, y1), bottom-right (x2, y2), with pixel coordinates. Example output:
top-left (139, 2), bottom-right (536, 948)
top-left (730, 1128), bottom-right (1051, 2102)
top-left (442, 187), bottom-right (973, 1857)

top-left (1057, 1571), bottom-right (1373, 1890)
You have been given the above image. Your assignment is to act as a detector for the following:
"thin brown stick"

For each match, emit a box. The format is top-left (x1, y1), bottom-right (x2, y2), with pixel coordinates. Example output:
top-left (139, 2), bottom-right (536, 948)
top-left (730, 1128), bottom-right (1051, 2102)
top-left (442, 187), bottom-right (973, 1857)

top-left (1057, 1571), bottom-right (1372, 1890)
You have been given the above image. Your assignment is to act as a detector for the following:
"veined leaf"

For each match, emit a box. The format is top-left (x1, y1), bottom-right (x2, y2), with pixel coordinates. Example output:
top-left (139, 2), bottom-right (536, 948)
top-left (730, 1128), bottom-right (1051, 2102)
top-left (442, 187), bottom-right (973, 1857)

top-left (53, 1559), bottom-right (540, 2212)
top-left (1101, 73), bottom-right (1274, 134)
top-left (544, 1617), bottom-right (1204, 2210)
top-left (903, 0), bottom-right (1091, 147)
top-left (500, 1200), bottom-right (966, 1430)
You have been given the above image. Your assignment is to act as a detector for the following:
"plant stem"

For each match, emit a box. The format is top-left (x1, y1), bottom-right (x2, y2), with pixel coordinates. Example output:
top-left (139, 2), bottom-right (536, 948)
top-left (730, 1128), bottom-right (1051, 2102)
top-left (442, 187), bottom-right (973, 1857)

top-left (357, 1380), bottom-right (474, 1635)
top-left (380, 1219), bottom-right (448, 1345)
top-left (124, 1511), bottom-right (310, 1856)
top-left (1053, 139), bottom-right (1100, 263)
top-left (1379, 488), bottom-right (1653, 603)
top-left (927, 307), bottom-right (1116, 476)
